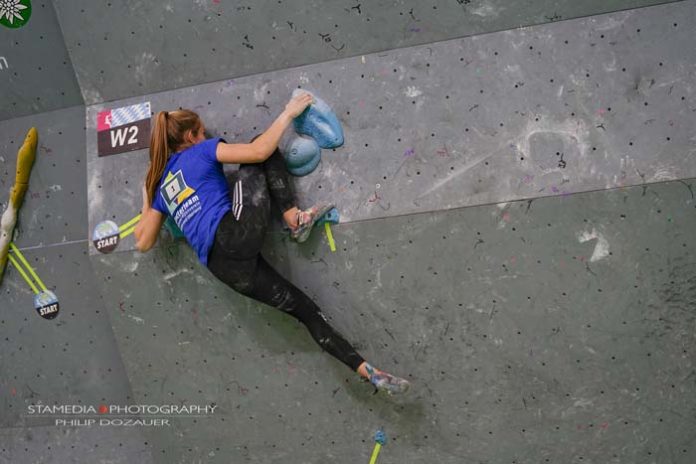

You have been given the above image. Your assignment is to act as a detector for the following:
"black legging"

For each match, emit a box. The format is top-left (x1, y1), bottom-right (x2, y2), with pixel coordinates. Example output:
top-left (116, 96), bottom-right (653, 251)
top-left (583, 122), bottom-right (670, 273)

top-left (206, 141), bottom-right (365, 372)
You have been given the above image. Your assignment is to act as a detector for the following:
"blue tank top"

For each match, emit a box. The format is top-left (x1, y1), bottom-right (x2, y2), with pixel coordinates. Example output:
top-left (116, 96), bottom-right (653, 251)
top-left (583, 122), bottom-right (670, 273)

top-left (151, 137), bottom-right (231, 266)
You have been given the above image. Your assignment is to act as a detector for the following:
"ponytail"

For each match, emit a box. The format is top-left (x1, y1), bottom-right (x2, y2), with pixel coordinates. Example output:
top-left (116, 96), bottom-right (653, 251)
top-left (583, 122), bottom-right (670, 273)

top-left (145, 111), bottom-right (170, 206)
top-left (144, 109), bottom-right (202, 207)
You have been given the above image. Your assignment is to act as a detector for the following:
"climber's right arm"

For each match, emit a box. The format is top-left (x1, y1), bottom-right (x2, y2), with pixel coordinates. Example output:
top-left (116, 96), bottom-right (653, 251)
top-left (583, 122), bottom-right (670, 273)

top-left (215, 92), bottom-right (313, 164)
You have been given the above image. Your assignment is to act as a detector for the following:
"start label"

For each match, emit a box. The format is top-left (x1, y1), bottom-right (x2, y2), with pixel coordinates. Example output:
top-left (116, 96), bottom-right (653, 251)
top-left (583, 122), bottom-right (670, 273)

top-left (34, 290), bottom-right (59, 320)
top-left (93, 220), bottom-right (121, 254)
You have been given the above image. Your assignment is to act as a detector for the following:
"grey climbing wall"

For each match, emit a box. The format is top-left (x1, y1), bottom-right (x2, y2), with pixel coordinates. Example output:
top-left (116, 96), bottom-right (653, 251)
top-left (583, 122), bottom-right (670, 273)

top-left (1, 0), bottom-right (695, 463)
top-left (87, 176), bottom-right (696, 463)
top-left (53, 0), bottom-right (680, 105)
top-left (0, 243), bottom-right (154, 463)
top-left (87, 1), bottom-right (696, 255)
top-left (0, 108), bottom-right (153, 461)
top-left (0, 107), bottom-right (87, 244)
top-left (0, 1), bottom-right (82, 121)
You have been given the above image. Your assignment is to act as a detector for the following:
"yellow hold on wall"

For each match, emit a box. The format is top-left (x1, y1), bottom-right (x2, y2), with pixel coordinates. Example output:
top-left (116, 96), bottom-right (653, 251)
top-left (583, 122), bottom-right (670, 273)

top-left (0, 127), bottom-right (38, 285)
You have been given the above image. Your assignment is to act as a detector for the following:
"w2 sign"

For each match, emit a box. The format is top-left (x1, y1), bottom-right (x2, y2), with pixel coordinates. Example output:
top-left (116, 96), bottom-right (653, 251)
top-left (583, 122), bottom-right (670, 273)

top-left (97, 102), bottom-right (152, 157)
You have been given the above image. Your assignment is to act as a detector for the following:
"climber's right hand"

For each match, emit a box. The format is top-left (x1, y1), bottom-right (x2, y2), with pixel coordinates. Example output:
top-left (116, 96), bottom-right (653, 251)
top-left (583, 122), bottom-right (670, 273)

top-left (284, 92), bottom-right (314, 118)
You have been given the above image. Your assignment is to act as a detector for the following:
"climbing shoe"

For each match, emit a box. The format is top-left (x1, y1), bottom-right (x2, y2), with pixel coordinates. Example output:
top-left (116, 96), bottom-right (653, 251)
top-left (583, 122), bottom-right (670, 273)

top-left (369, 370), bottom-right (411, 395)
top-left (290, 202), bottom-right (335, 243)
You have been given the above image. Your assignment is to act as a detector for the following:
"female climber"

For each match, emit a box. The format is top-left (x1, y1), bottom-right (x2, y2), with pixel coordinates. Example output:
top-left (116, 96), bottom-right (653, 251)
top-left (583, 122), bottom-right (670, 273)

top-left (133, 91), bottom-right (410, 395)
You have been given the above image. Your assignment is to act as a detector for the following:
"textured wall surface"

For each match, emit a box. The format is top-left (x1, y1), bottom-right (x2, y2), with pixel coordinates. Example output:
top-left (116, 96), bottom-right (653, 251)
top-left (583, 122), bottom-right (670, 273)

top-left (84, 176), bottom-right (696, 463)
top-left (0, 0), bottom-right (695, 463)
top-left (0, 107), bottom-right (87, 246)
top-left (53, 0), bottom-right (680, 105)
top-left (0, 2), bottom-right (82, 122)
top-left (0, 106), bottom-right (152, 463)
top-left (87, 1), bottom-right (696, 254)
top-left (0, 243), bottom-right (154, 463)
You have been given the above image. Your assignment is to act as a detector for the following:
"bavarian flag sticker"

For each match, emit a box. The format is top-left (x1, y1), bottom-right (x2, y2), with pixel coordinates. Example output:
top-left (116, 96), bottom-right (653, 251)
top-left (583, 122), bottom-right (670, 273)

top-left (0, 0), bottom-right (32, 29)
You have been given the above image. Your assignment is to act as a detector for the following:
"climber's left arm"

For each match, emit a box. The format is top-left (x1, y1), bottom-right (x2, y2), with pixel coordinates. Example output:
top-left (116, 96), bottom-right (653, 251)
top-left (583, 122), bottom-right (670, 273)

top-left (134, 184), bottom-right (166, 252)
top-left (134, 206), bottom-right (165, 252)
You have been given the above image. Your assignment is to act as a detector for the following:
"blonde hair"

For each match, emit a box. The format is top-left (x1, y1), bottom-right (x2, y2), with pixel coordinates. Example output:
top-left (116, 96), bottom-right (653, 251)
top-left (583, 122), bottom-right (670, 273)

top-left (144, 110), bottom-right (202, 206)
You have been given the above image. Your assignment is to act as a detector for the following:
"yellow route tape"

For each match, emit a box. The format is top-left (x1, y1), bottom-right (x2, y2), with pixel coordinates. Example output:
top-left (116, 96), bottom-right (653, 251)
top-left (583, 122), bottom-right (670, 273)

top-left (324, 222), bottom-right (336, 252)
top-left (369, 443), bottom-right (382, 464)
top-left (119, 225), bottom-right (136, 239)
top-left (9, 243), bottom-right (47, 291)
top-left (119, 214), bottom-right (141, 231)
top-left (7, 254), bottom-right (39, 294)
top-left (118, 227), bottom-right (135, 238)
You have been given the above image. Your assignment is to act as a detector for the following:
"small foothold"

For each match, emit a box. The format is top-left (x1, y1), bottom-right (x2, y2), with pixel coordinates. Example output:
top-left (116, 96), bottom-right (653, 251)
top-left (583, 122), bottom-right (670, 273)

top-left (316, 208), bottom-right (340, 226)
top-left (374, 428), bottom-right (387, 445)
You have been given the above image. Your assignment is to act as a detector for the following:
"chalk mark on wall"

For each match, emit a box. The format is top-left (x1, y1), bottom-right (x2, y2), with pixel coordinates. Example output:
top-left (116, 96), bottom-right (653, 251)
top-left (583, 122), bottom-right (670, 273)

top-left (0, 57), bottom-right (8, 70)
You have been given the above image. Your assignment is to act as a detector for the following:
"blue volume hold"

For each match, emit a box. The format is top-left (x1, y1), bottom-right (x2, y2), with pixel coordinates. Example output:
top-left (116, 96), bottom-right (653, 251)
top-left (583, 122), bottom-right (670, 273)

top-left (292, 89), bottom-right (344, 149)
top-left (281, 135), bottom-right (322, 177)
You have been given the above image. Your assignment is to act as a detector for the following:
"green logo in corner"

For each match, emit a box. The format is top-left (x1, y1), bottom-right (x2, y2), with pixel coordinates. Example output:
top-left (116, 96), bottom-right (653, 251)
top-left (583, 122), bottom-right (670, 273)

top-left (0, 0), bottom-right (31, 29)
